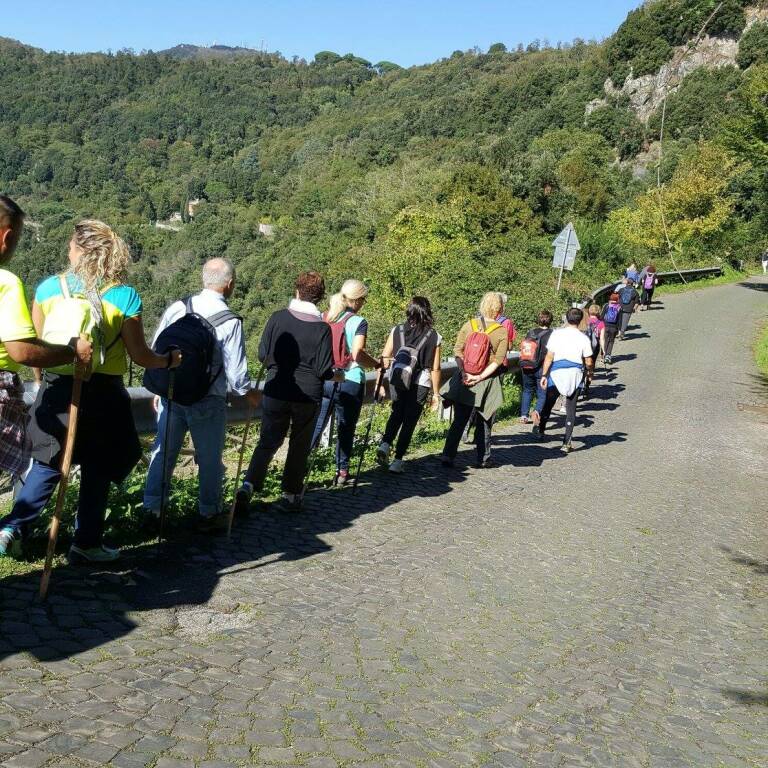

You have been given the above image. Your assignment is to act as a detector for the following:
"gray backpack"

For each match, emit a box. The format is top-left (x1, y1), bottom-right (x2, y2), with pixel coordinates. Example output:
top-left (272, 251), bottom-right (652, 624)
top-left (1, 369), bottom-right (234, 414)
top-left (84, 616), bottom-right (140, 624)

top-left (389, 325), bottom-right (431, 391)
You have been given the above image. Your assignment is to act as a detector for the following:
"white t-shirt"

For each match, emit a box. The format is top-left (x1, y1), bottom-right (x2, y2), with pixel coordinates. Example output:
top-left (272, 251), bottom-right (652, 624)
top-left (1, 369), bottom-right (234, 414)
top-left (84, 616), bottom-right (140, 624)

top-left (417, 332), bottom-right (442, 388)
top-left (546, 326), bottom-right (593, 364)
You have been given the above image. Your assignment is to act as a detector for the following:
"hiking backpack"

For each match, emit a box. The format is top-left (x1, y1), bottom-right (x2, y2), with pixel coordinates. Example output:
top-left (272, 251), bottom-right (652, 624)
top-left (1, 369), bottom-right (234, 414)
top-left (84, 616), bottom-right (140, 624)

top-left (644, 273), bottom-right (656, 290)
top-left (587, 320), bottom-right (601, 355)
top-left (519, 327), bottom-right (550, 372)
top-left (41, 275), bottom-right (116, 380)
top-left (603, 303), bottom-right (621, 324)
top-left (143, 297), bottom-right (241, 406)
top-left (462, 317), bottom-right (501, 376)
top-left (389, 325), bottom-right (432, 391)
top-left (325, 310), bottom-right (355, 369)
top-left (619, 285), bottom-right (636, 305)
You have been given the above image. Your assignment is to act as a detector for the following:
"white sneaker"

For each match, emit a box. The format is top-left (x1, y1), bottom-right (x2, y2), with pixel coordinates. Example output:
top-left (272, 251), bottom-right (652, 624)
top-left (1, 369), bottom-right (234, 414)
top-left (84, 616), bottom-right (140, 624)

top-left (376, 442), bottom-right (391, 467)
top-left (388, 458), bottom-right (404, 474)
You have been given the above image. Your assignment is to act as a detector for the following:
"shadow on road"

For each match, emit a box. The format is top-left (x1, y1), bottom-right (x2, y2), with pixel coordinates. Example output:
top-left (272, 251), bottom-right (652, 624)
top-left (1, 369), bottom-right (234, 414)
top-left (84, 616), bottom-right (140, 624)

top-left (738, 281), bottom-right (768, 292)
top-left (718, 544), bottom-right (768, 575)
top-left (721, 689), bottom-right (768, 707)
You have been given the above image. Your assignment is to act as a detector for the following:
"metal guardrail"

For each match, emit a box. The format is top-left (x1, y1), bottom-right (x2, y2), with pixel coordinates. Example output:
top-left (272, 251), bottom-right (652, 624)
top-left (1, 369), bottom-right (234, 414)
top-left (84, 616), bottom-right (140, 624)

top-left (21, 265), bottom-right (721, 433)
top-left (587, 266), bottom-right (722, 305)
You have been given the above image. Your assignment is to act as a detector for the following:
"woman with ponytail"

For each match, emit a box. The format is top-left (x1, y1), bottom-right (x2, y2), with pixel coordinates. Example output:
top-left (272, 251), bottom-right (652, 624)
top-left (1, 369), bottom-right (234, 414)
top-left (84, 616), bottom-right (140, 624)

top-left (0, 220), bottom-right (181, 563)
top-left (312, 279), bottom-right (380, 486)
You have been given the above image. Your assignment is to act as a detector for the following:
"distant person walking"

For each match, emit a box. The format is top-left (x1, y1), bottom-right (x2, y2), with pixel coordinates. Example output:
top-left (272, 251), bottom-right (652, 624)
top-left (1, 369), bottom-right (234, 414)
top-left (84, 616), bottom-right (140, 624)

top-left (143, 258), bottom-right (261, 531)
top-left (625, 263), bottom-right (639, 283)
top-left (439, 292), bottom-right (509, 468)
top-left (518, 310), bottom-right (553, 424)
top-left (600, 292), bottom-right (622, 363)
top-left (535, 307), bottom-right (594, 453)
top-left (618, 278), bottom-right (640, 339)
top-left (235, 271), bottom-right (340, 514)
top-left (761, 248), bottom-right (768, 275)
top-left (639, 264), bottom-right (658, 311)
top-left (376, 297), bottom-right (442, 474)
top-left (312, 279), bottom-right (381, 486)
top-left (3, 220), bottom-right (180, 562)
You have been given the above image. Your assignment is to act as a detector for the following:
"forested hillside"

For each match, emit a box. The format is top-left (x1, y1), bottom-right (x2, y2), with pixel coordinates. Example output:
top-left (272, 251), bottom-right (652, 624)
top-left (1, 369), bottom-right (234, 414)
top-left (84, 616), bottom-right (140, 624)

top-left (1, 0), bottom-right (766, 352)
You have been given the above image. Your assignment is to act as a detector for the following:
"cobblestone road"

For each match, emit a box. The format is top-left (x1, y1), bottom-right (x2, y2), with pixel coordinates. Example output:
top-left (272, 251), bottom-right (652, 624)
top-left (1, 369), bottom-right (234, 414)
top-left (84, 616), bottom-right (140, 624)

top-left (1, 279), bottom-right (767, 768)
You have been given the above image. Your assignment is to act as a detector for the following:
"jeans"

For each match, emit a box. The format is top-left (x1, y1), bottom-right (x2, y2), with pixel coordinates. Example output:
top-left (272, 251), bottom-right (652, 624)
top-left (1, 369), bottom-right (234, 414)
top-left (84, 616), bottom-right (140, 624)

top-left (311, 380), bottom-right (364, 471)
top-left (539, 386), bottom-right (579, 445)
top-left (520, 370), bottom-right (546, 418)
top-left (442, 402), bottom-right (494, 464)
top-left (603, 326), bottom-right (618, 357)
top-left (144, 395), bottom-right (227, 518)
top-left (2, 459), bottom-right (111, 548)
top-left (382, 385), bottom-right (430, 459)
top-left (244, 396), bottom-right (319, 496)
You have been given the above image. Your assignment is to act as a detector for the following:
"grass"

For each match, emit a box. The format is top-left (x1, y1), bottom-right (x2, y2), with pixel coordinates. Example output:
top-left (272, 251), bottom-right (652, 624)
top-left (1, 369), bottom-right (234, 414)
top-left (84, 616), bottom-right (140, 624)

top-left (654, 264), bottom-right (748, 296)
top-left (0, 377), bottom-right (523, 577)
top-left (755, 322), bottom-right (768, 379)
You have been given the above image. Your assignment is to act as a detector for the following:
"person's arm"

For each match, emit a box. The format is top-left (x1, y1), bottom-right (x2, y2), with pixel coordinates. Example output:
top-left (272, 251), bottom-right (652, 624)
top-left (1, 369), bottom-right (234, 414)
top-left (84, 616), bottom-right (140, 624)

top-left (121, 315), bottom-right (181, 369)
top-left (539, 350), bottom-right (555, 389)
top-left (377, 330), bottom-right (395, 399)
top-left (222, 320), bottom-right (252, 397)
top-left (584, 354), bottom-right (595, 379)
top-left (350, 332), bottom-right (380, 369)
top-left (430, 344), bottom-right (442, 412)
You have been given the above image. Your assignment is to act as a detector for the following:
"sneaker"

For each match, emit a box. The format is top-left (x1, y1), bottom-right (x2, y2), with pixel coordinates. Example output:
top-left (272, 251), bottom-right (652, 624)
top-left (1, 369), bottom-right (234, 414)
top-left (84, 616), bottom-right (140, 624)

top-left (561, 443), bottom-right (573, 454)
top-left (531, 424), bottom-right (540, 435)
top-left (0, 526), bottom-right (20, 557)
top-left (439, 455), bottom-right (454, 468)
top-left (334, 469), bottom-right (350, 487)
top-left (388, 458), bottom-right (404, 474)
top-left (197, 512), bottom-right (229, 532)
top-left (604, 355), bottom-right (612, 364)
top-left (519, 416), bottom-right (530, 424)
top-left (375, 442), bottom-right (391, 467)
top-left (68, 544), bottom-right (121, 564)
top-left (274, 494), bottom-right (304, 513)
top-left (233, 482), bottom-right (254, 517)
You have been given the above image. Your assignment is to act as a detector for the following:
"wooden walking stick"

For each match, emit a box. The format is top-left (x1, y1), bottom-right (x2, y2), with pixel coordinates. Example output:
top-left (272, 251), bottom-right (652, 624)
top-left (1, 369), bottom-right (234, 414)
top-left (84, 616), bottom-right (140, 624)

top-left (39, 363), bottom-right (86, 600)
top-left (227, 407), bottom-right (253, 539)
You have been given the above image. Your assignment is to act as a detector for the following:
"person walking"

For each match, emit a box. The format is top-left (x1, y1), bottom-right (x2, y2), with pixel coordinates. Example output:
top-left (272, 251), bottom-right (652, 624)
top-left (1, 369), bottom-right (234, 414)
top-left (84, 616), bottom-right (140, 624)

top-left (312, 279), bottom-right (381, 486)
top-left (143, 258), bottom-right (261, 531)
top-left (639, 264), bottom-right (658, 311)
top-left (439, 292), bottom-right (509, 469)
top-left (600, 293), bottom-right (622, 363)
top-left (376, 296), bottom-right (442, 473)
top-left (761, 248), bottom-right (768, 275)
top-left (625, 263), bottom-right (639, 283)
top-left (1, 220), bottom-right (180, 562)
top-left (519, 310), bottom-right (553, 424)
top-left (0, 197), bottom-right (93, 557)
top-left (618, 278), bottom-right (640, 339)
top-left (535, 307), bottom-right (594, 453)
top-left (234, 271), bottom-right (340, 514)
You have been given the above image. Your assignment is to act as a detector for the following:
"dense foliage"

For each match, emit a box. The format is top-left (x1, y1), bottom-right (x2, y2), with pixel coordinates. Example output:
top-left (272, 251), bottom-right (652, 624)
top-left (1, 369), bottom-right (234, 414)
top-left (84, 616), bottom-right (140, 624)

top-left (0, 0), bottom-right (766, 357)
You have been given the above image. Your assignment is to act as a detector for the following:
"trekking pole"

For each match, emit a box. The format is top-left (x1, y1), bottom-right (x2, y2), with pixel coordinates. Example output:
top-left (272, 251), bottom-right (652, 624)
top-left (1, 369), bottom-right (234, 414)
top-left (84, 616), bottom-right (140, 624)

top-left (302, 380), bottom-right (339, 499)
top-left (226, 364), bottom-right (265, 539)
top-left (352, 366), bottom-right (386, 495)
top-left (40, 357), bottom-right (86, 600)
top-left (158, 368), bottom-right (176, 545)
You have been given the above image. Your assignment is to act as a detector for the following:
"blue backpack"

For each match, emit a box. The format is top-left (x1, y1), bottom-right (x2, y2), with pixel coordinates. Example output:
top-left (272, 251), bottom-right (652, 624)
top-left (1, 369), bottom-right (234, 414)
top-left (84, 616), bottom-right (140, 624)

top-left (603, 303), bottom-right (621, 324)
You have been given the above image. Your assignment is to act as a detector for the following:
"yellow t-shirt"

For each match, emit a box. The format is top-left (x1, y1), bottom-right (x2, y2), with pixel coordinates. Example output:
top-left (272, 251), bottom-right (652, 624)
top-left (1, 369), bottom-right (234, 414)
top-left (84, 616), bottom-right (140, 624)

top-left (0, 268), bottom-right (35, 373)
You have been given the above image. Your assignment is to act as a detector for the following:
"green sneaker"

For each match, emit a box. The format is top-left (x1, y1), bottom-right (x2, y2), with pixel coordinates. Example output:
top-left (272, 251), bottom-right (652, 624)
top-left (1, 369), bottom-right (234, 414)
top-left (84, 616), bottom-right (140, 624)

top-left (68, 544), bottom-right (121, 564)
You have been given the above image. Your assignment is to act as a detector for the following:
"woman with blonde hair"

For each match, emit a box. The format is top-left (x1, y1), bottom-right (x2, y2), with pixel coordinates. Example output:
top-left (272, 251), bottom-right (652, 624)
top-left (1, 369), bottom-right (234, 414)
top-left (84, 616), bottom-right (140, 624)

top-left (312, 278), bottom-right (381, 486)
top-left (439, 291), bottom-right (509, 468)
top-left (0, 220), bottom-right (181, 563)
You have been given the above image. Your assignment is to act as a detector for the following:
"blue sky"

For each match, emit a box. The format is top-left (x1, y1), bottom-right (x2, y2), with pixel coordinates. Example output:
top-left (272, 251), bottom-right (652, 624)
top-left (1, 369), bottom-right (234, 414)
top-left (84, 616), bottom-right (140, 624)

top-left (5, 1), bottom-right (642, 67)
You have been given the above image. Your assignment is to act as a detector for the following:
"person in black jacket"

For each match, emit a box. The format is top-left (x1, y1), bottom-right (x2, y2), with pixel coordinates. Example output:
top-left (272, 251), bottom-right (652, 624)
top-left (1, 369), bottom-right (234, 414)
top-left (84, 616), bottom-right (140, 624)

top-left (618, 279), bottom-right (640, 339)
top-left (235, 272), bottom-right (341, 513)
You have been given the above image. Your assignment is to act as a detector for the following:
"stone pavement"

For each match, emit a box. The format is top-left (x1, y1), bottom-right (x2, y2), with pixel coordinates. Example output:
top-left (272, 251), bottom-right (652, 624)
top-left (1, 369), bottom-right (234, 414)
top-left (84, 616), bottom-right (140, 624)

top-left (1, 278), bottom-right (766, 768)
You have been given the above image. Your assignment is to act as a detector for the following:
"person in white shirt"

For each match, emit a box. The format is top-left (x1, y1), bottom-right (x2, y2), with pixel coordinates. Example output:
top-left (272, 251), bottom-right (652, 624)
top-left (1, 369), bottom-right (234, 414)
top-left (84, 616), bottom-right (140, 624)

top-left (144, 258), bottom-right (260, 530)
top-left (533, 307), bottom-right (594, 453)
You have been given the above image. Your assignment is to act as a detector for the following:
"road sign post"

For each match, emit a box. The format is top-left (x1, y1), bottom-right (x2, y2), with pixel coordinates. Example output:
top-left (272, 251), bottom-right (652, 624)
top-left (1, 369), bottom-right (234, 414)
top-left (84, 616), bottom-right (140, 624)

top-left (552, 223), bottom-right (580, 292)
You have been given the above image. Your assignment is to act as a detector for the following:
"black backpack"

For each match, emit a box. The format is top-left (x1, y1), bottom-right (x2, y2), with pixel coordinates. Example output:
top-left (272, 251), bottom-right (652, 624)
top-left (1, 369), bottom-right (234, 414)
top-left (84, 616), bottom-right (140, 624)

top-left (143, 297), bottom-right (241, 406)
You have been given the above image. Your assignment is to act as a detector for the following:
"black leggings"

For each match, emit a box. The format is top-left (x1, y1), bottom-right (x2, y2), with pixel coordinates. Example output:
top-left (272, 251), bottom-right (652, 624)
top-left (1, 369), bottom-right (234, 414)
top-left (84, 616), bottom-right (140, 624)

top-left (641, 287), bottom-right (655, 308)
top-left (603, 326), bottom-right (618, 357)
top-left (539, 386), bottom-right (579, 445)
top-left (382, 385), bottom-right (430, 459)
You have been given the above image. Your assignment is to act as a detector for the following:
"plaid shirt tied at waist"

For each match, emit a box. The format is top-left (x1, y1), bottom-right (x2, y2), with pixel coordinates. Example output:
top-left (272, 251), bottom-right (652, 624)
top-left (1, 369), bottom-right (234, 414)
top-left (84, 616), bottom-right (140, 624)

top-left (0, 371), bottom-right (29, 477)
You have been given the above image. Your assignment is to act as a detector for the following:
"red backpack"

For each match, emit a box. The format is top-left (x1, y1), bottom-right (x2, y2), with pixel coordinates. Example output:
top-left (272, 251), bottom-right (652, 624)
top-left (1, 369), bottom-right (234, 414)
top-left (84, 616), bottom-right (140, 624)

top-left (325, 310), bottom-right (355, 369)
top-left (463, 317), bottom-right (501, 376)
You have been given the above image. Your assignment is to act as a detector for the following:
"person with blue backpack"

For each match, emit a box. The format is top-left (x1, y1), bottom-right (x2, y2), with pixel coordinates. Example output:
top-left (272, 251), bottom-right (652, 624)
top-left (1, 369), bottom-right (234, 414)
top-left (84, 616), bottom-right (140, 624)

top-left (142, 258), bottom-right (261, 532)
top-left (618, 278), bottom-right (640, 339)
top-left (311, 279), bottom-right (381, 487)
top-left (1, 220), bottom-right (181, 562)
top-left (600, 292), bottom-right (622, 363)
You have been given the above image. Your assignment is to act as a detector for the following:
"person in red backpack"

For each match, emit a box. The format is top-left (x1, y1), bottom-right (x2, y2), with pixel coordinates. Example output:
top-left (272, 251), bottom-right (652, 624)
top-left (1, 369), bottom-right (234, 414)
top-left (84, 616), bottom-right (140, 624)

top-left (439, 292), bottom-right (509, 468)
top-left (519, 310), bottom-right (553, 423)
top-left (311, 279), bottom-right (381, 486)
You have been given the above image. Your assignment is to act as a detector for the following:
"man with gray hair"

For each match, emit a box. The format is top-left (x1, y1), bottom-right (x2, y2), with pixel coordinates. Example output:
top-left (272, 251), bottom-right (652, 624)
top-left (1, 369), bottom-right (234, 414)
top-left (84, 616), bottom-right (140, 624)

top-left (143, 257), bottom-right (260, 531)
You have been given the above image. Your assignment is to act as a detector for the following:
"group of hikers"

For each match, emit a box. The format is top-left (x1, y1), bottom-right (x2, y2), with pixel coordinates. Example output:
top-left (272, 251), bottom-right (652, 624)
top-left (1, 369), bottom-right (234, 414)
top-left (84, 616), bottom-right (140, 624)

top-left (0, 193), bottom-right (653, 564)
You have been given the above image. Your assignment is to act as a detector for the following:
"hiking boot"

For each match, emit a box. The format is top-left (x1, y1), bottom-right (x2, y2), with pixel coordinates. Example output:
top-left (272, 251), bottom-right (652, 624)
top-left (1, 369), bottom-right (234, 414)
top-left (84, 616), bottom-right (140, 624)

top-left (233, 482), bottom-right (253, 517)
top-left (334, 469), bottom-right (350, 487)
top-left (0, 526), bottom-right (20, 558)
top-left (274, 494), bottom-right (304, 513)
top-left (197, 512), bottom-right (229, 532)
top-left (388, 458), bottom-right (404, 474)
top-left (375, 442), bottom-right (391, 467)
top-left (68, 544), bottom-right (121, 564)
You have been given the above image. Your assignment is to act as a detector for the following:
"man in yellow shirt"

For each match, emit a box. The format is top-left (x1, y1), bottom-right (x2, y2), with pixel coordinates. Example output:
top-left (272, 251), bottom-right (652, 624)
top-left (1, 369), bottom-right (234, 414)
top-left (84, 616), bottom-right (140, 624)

top-left (0, 195), bottom-right (91, 480)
